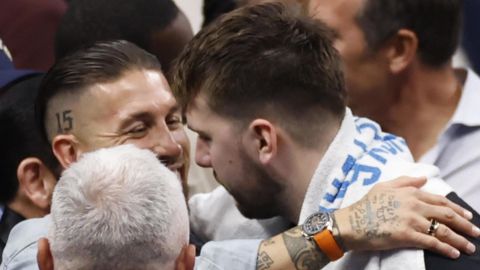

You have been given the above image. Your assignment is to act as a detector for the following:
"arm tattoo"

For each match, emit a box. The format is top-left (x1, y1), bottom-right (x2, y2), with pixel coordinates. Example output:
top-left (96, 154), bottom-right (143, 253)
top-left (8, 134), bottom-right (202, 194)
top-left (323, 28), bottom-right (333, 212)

top-left (348, 192), bottom-right (401, 240)
top-left (257, 251), bottom-right (274, 270)
top-left (282, 227), bottom-right (330, 270)
top-left (263, 239), bottom-right (276, 246)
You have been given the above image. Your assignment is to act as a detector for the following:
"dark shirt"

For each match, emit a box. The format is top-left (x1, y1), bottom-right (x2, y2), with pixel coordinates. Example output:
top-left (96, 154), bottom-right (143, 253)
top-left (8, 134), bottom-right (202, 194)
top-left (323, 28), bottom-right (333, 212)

top-left (0, 207), bottom-right (25, 264)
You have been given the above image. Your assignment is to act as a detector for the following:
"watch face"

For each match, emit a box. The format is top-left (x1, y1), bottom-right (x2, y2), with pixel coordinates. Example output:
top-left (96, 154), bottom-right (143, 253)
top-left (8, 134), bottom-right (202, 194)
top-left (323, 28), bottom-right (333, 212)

top-left (302, 212), bottom-right (330, 236)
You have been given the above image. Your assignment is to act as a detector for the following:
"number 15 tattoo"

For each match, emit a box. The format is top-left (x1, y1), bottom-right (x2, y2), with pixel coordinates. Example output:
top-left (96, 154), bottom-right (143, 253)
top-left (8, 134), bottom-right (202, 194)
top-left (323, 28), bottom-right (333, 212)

top-left (56, 110), bottom-right (74, 133)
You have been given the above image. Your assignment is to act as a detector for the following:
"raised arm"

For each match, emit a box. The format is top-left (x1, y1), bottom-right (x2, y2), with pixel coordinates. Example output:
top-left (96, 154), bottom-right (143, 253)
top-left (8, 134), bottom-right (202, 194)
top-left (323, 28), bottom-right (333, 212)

top-left (257, 176), bottom-right (479, 270)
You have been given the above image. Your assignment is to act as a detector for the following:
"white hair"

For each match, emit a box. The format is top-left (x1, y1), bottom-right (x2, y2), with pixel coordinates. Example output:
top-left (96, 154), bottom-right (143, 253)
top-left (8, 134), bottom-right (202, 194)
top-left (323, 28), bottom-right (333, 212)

top-left (49, 144), bottom-right (189, 270)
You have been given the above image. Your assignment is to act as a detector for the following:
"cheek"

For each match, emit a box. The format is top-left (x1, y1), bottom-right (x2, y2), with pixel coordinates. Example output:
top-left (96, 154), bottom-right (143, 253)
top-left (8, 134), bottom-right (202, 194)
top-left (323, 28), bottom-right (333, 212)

top-left (339, 43), bottom-right (363, 69)
top-left (340, 49), bottom-right (376, 91)
top-left (124, 136), bottom-right (156, 151)
top-left (337, 28), bottom-right (369, 66)
top-left (210, 148), bottom-right (238, 176)
top-left (208, 148), bottom-right (224, 169)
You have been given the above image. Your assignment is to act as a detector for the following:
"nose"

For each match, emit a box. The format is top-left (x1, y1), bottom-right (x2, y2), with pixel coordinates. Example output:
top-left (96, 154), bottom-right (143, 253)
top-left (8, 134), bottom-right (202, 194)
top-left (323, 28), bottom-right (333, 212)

top-left (152, 129), bottom-right (183, 166)
top-left (195, 137), bottom-right (211, 168)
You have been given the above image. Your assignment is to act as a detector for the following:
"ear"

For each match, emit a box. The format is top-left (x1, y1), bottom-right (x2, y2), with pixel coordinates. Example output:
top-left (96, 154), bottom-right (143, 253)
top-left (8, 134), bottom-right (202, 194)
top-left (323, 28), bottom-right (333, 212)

top-left (52, 134), bottom-right (81, 169)
top-left (17, 158), bottom-right (57, 213)
top-left (37, 238), bottom-right (54, 270)
top-left (384, 29), bottom-right (418, 74)
top-left (246, 119), bottom-right (277, 165)
top-left (175, 244), bottom-right (195, 270)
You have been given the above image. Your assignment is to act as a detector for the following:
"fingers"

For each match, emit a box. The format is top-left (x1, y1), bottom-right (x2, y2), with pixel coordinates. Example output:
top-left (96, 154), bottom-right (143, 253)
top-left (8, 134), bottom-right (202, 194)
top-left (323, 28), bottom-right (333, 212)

top-left (417, 201), bottom-right (480, 239)
top-left (417, 191), bottom-right (474, 221)
top-left (384, 176), bottom-right (427, 188)
top-left (418, 217), bottom-right (476, 256)
top-left (411, 232), bottom-right (461, 259)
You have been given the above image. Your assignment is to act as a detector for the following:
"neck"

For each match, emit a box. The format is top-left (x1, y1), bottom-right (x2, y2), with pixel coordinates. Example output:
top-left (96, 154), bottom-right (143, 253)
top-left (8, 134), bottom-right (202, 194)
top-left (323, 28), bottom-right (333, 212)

top-left (7, 197), bottom-right (45, 219)
top-left (362, 64), bottom-right (464, 160)
top-left (275, 121), bottom-right (341, 224)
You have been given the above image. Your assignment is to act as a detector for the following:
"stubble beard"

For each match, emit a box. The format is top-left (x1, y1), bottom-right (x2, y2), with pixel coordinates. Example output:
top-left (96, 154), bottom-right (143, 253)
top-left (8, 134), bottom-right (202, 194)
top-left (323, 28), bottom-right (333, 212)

top-left (232, 148), bottom-right (284, 220)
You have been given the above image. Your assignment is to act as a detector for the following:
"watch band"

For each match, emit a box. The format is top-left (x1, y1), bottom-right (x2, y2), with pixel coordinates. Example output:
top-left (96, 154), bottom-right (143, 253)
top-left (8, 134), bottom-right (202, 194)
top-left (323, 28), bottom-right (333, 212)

top-left (312, 228), bottom-right (344, 261)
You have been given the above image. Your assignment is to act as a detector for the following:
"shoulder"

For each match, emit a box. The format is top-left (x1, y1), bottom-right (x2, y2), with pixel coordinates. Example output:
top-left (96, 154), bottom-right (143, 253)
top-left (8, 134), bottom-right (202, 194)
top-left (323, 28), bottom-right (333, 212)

top-left (197, 239), bottom-right (262, 270)
top-left (189, 186), bottom-right (290, 241)
top-left (1, 215), bottom-right (50, 270)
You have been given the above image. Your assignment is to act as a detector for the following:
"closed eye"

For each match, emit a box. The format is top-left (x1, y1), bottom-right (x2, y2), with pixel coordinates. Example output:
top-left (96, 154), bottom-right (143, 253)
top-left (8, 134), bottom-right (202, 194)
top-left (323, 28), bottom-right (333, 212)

top-left (127, 124), bottom-right (148, 137)
top-left (167, 114), bottom-right (183, 130)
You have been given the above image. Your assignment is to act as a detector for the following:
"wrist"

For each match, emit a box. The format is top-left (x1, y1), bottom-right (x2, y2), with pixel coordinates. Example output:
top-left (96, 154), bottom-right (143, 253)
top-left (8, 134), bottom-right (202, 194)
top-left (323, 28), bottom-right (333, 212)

top-left (332, 208), bottom-right (354, 251)
top-left (302, 211), bottom-right (345, 261)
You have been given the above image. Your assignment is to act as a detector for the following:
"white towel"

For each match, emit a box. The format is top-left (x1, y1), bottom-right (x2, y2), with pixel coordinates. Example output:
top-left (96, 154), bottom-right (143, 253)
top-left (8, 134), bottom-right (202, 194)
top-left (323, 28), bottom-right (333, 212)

top-left (299, 109), bottom-right (453, 270)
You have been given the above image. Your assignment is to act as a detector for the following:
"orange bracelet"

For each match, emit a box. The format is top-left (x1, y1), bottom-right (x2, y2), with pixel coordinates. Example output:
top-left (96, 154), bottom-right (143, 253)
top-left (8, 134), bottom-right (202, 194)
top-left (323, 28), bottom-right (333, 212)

top-left (313, 229), bottom-right (344, 261)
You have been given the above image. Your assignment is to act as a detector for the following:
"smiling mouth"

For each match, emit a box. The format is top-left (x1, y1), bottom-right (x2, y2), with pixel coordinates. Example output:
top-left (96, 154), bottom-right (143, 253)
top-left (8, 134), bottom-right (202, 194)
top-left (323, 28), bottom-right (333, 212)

top-left (159, 159), bottom-right (184, 181)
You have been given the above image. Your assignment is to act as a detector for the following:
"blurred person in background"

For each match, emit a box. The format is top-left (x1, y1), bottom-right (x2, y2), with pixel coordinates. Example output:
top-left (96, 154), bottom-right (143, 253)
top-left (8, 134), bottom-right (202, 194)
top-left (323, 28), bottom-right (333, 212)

top-left (308, 0), bottom-right (480, 211)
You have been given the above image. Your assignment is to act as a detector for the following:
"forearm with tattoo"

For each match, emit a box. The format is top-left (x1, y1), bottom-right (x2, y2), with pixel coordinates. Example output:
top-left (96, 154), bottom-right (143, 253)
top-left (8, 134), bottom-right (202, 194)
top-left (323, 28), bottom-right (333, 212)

top-left (257, 177), bottom-right (475, 269)
top-left (257, 239), bottom-right (275, 270)
top-left (256, 226), bottom-right (330, 270)
top-left (255, 191), bottom-right (404, 269)
top-left (282, 227), bottom-right (330, 270)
